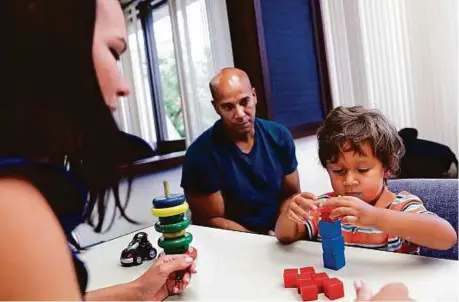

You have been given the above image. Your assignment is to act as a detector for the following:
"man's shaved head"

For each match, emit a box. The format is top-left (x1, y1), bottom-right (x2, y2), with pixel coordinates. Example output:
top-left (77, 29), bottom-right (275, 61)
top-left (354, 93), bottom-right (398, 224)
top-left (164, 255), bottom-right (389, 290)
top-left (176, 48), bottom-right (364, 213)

top-left (208, 68), bottom-right (257, 137)
top-left (209, 67), bottom-right (252, 101)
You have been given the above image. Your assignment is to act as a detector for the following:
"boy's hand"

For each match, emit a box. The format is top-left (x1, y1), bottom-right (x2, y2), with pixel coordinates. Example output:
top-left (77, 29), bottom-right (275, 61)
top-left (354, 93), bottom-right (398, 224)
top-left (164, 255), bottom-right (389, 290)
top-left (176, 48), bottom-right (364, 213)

top-left (322, 196), bottom-right (379, 228)
top-left (284, 192), bottom-right (319, 224)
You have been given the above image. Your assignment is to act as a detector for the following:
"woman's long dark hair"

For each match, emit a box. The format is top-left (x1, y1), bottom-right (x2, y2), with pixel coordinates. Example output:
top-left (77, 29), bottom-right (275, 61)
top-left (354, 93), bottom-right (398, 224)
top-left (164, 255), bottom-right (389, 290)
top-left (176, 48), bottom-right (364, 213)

top-left (1, 0), bottom-right (135, 232)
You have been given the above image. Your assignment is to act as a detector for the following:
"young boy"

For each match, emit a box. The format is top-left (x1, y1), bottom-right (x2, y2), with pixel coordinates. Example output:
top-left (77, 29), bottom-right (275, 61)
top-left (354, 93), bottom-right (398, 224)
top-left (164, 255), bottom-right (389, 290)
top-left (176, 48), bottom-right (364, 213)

top-left (275, 106), bottom-right (457, 253)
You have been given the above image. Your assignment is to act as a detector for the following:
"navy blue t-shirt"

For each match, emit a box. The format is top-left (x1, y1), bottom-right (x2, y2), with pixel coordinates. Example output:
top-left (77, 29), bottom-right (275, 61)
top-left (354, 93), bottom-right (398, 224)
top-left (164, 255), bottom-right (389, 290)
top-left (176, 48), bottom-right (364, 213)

top-left (181, 118), bottom-right (298, 233)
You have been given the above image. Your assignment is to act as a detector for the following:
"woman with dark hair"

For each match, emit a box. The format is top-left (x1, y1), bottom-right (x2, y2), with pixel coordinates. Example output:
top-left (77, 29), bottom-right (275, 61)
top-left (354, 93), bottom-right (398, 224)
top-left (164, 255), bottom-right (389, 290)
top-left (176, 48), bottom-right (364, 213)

top-left (0, 0), bottom-right (195, 300)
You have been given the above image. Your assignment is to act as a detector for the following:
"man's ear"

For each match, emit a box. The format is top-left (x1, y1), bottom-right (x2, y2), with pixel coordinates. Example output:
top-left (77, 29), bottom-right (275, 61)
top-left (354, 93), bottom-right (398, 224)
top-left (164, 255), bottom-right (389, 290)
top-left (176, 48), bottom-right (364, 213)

top-left (252, 87), bottom-right (257, 105)
top-left (211, 100), bottom-right (219, 114)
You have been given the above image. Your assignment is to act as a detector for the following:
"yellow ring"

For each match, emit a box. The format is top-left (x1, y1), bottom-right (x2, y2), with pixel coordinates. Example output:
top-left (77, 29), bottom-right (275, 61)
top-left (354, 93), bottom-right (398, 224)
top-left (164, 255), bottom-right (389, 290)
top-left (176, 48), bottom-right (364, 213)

top-left (151, 202), bottom-right (189, 217)
top-left (163, 229), bottom-right (186, 238)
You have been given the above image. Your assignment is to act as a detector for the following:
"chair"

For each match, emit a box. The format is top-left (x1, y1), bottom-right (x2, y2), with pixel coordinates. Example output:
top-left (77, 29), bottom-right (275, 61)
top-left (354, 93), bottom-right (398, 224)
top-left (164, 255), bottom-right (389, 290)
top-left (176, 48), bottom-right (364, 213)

top-left (387, 178), bottom-right (458, 260)
top-left (117, 131), bottom-right (156, 164)
top-left (398, 128), bottom-right (458, 178)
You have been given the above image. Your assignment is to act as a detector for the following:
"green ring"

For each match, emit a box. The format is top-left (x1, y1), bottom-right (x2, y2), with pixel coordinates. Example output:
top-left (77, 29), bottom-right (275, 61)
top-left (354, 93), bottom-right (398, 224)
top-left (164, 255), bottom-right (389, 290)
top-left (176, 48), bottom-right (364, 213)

top-left (164, 245), bottom-right (189, 255)
top-left (159, 213), bottom-right (185, 224)
top-left (158, 232), bottom-right (193, 249)
top-left (155, 218), bottom-right (190, 233)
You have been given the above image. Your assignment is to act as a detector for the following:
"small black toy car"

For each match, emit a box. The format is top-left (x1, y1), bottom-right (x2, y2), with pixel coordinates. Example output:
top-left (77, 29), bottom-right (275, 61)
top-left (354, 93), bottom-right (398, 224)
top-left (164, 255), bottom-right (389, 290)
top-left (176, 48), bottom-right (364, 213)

top-left (120, 232), bottom-right (157, 266)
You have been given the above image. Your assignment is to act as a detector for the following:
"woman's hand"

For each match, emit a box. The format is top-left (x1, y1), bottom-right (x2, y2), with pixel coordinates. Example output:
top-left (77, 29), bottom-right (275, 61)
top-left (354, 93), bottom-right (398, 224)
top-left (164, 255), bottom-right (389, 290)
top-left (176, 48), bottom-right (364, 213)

top-left (354, 280), bottom-right (411, 301)
top-left (134, 247), bottom-right (197, 301)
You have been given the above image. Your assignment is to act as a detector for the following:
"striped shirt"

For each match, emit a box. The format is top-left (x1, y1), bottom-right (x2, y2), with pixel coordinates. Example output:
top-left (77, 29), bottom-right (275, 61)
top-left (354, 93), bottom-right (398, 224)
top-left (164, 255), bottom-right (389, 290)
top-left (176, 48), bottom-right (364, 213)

top-left (304, 191), bottom-right (436, 254)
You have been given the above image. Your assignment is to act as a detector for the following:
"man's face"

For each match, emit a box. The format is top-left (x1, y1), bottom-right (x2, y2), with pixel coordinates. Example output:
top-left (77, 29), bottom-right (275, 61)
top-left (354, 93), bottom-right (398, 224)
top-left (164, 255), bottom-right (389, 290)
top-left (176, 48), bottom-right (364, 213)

top-left (212, 80), bottom-right (257, 136)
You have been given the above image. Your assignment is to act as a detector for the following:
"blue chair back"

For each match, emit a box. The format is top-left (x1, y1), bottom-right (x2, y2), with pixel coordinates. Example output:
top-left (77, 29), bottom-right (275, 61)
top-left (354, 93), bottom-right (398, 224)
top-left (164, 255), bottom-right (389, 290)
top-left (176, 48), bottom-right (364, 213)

top-left (388, 178), bottom-right (458, 260)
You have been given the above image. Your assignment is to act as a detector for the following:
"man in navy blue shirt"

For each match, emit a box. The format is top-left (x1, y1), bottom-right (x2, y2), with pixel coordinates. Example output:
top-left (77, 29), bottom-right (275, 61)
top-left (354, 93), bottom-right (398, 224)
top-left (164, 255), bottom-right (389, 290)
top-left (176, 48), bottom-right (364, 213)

top-left (181, 68), bottom-right (315, 235)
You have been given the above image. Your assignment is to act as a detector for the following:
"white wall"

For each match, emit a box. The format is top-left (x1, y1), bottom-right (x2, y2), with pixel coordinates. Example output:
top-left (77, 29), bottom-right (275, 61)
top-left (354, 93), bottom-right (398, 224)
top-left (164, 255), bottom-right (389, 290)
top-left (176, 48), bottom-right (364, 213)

top-left (74, 136), bottom-right (332, 247)
top-left (295, 136), bottom-right (332, 194)
top-left (321, 0), bottom-right (458, 155)
top-left (405, 0), bottom-right (458, 155)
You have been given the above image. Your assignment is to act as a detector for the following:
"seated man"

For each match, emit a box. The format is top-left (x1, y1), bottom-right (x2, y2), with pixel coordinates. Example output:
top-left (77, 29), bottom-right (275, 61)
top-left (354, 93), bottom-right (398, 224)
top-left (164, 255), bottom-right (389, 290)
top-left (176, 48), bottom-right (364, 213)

top-left (181, 67), bottom-right (310, 234)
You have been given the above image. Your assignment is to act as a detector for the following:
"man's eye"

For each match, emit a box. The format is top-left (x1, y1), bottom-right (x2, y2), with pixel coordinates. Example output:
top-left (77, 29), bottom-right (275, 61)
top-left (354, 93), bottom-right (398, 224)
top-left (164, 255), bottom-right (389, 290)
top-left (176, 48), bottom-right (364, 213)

top-left (110, 48), bottom-right (120, 61)
top-left (358, 168), bottom-right (370, 173)
top-left (240, 99), bottom-right (248, 106)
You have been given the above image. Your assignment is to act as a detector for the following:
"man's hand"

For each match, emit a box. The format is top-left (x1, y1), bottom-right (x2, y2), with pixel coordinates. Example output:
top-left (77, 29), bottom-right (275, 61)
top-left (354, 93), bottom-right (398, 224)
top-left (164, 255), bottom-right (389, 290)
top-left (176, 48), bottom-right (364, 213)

top-left (322, 196), bottom-right (379, 228)
top-left (283, 192), bottom-right (319, 224)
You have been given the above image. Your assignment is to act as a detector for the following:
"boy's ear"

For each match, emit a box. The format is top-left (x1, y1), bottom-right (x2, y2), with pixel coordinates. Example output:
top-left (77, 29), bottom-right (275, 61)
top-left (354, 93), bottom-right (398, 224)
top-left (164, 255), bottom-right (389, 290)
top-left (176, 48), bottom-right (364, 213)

top-left (383, 170), bottom-right (392, 178)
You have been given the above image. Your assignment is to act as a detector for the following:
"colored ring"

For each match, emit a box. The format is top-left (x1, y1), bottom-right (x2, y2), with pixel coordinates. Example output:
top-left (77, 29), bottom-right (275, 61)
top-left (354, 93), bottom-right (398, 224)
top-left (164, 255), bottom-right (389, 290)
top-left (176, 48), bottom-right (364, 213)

top-left (164, 244), bottom-right (189, 255)
top-left (154, 219), bottom-right (190, 233)
top-left (152, 193), bottom-right (186, 208)
top-left (158, 232), bottom-right (193, 249)
top-left (159, 213), bottom-right (185, 224)
top-left (151, 202), bottom-right (189, 217)
top-left (163, 229), bottom-right (186, 238)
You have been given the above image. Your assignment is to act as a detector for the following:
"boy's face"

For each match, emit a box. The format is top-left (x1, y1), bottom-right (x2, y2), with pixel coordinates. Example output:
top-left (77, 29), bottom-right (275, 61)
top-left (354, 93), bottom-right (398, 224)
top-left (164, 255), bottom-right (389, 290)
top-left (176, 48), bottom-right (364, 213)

top-left (326, 142), bottom-right (388, 203)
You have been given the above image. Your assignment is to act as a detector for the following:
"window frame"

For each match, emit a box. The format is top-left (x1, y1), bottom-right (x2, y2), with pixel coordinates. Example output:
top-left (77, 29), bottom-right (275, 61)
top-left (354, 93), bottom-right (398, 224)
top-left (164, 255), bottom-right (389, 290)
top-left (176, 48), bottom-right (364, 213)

top-left (137, 0), bottom-right (186, 155)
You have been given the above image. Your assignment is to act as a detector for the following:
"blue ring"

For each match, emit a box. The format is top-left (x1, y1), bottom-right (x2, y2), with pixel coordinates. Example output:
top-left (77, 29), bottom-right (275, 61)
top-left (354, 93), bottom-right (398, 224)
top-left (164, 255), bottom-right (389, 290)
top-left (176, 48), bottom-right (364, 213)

top-left (152, 193), bottom-right (186, 208)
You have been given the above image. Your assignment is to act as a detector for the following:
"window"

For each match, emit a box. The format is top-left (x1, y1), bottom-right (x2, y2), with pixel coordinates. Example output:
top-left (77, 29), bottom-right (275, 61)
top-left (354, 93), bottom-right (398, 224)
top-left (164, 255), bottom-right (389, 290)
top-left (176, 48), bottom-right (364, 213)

top-left (118, 0), bottom-right (234, 157)
top-left (151, 3), bottom-right (184, 140)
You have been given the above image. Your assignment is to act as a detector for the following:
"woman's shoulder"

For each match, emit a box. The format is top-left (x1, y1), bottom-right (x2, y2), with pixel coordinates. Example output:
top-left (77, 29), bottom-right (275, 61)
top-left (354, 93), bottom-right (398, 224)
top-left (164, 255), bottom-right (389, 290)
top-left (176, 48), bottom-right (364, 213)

top-left (0, 175), bottom-right (87, 298)
top-left (0, 157), bottom-right (88, 294)
top-left (0, 157), bottom-right (86, 230)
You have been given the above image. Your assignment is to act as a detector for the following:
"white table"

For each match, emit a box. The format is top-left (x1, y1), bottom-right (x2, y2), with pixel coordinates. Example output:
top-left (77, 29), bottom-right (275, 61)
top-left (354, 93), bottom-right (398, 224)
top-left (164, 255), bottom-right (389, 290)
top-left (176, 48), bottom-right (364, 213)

top-left (80, 225), bottom-right (458, 301)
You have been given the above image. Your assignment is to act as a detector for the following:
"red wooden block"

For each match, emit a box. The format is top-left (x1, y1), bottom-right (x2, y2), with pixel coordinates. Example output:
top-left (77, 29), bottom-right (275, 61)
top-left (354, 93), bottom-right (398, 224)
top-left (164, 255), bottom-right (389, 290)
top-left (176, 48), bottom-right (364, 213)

top-left (312, 272), bottom-right (329, 293)
top-left (300, 280), bottom-right (319, 301)
top-left (324, 278), bottom-right (344, 300)
top-left (320, 206), bottom-right (335, 222)
top-left (284, 268), bottom-right (298, 275)
top-left (299, 266), bottom-right (315, 275)
top-left (297, 273), bottom-right (314, 293)
top-left (283, 268), bottom-right (298, 288)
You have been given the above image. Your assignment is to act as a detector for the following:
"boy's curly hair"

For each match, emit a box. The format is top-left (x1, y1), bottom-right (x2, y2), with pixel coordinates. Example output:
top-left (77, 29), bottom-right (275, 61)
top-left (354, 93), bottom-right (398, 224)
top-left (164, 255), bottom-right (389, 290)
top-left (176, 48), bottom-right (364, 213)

top-left (317, 106), bottom-right (405, 176)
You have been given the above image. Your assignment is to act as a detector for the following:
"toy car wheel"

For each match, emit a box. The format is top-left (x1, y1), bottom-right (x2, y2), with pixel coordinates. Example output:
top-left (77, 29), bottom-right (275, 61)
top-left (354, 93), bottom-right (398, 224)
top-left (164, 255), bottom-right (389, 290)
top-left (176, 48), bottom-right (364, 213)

top-left (148, 248), bottom-right (157, 260)
top-left (134, 256), bottom-right (143, 265)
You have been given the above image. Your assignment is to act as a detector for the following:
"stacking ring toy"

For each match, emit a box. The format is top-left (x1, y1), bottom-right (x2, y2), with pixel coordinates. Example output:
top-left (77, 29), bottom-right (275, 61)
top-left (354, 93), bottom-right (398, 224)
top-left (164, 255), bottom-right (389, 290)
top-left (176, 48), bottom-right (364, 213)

top-left (152, 181), bottom-right (196, 282)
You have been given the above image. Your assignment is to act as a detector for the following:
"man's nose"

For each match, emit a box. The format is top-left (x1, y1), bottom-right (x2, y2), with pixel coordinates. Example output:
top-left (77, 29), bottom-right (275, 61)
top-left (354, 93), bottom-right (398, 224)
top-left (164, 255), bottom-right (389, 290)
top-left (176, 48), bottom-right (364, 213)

top-left (235, 104), bottom-right (246, 118)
